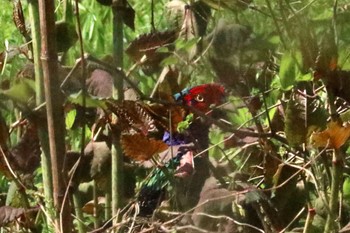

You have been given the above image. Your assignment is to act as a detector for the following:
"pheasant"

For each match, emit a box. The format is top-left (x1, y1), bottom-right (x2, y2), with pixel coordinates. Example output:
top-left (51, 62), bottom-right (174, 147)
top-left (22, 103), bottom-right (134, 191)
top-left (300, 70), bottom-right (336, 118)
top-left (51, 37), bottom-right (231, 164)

top-left (136, 83), bottom-right (226, 216)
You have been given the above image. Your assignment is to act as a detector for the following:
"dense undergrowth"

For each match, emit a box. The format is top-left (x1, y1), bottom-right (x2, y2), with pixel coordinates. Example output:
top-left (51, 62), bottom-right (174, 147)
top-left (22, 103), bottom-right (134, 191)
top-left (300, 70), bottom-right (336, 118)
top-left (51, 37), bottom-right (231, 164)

top-left (1, 0), bottom-right (350, 232)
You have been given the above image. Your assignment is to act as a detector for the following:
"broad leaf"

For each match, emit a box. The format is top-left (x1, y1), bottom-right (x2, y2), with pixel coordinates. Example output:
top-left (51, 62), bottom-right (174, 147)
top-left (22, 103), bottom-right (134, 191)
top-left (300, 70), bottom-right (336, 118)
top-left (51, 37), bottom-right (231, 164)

top-left (279, 52), bottom-right (298, 90)
top-left (67, 91), bottom-right (107, 109)
top-left (0, 79), bottom-right (35, 106)
top-left (311, 120), bottom-right (350, 149)
top-left (65, 109), bottom-right (77, 130)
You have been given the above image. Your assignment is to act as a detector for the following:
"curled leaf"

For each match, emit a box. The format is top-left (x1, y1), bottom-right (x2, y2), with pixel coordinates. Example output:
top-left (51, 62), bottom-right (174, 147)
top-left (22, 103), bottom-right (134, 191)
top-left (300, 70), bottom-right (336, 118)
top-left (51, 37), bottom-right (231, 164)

top-left (310, 120), bottom-right (350, 149)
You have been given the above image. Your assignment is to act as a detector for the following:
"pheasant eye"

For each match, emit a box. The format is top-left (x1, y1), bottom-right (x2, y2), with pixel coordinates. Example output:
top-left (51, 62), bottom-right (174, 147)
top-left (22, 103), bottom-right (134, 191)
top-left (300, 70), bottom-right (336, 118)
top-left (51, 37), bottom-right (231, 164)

top-left (195, 94), bottom-right (204, 102)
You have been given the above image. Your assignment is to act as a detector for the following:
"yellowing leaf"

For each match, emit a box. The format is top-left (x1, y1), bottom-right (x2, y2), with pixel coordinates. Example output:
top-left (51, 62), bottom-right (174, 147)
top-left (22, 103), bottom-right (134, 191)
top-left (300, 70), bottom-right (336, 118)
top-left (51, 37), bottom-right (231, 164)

top-left (310, 121), bottom-right (350, 149)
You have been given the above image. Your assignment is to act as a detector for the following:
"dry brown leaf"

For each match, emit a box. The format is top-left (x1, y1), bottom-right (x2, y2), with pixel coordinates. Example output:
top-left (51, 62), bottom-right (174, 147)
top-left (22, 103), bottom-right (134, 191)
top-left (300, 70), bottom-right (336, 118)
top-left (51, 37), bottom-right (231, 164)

top-left (126, 30), bottom-right (176, 62)
top-left (310, 120), bottom-right (350, 149)
top-left (121, 134), bottom-right (168, 161)
top-left (126, 30), bottom-right (177, 74)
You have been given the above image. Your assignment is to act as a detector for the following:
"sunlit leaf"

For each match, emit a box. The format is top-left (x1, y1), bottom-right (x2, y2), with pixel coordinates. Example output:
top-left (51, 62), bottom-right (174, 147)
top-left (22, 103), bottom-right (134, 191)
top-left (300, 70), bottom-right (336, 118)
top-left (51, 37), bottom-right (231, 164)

top-left (67, 91), bottom-right (107, 109)
top-left (160, 55), bottom-right (178, 67)
top-left (177, 113), bottom-right (193, 133)
top-left (0, 79), bottom-right (35, 105)
top-left (296, 73), bottom-right (313, 82)
top-left (65, 109), bottom-right (77, 130)
top-left (279, 52), bottom-right (297, 90)
top-left (156, 47), bottom-right (169, 53)
top-left (175, 37), bottom-right (200, 52)
top-left (311, 120), bottom-right (350, 149)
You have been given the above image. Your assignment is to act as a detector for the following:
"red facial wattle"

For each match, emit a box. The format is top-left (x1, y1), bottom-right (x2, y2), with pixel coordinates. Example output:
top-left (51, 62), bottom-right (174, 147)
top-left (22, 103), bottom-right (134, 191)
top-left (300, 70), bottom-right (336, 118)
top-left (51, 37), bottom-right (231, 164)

top-left (183, 84), bottom-right (226, 113)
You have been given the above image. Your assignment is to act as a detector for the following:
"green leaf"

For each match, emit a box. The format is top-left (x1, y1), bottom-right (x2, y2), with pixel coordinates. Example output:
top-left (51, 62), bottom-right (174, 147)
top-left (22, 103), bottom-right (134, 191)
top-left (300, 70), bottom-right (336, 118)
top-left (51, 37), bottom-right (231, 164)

top-left (160, 55), bottom-right (179, 67)
top-left (156, 47), bottom-right (169, 53)
top-left (67, 91), bottom-right (107, 109)
top-left (279, 52), bottom-right (298, 90)
top-left (0, 79), bottom-right (35, 105)
top-left (65, 109), bottom-right (77, 130)
top-left (175, 37), bottom-right (200, 52)
top-left (343, 176), bottom-right (350, 200)
top-left (268, 35), bottom-right (280, 45)
top-left (177, 113), bottom-right (193, 132)
top-left (296, 72), bottom-right (313, 82)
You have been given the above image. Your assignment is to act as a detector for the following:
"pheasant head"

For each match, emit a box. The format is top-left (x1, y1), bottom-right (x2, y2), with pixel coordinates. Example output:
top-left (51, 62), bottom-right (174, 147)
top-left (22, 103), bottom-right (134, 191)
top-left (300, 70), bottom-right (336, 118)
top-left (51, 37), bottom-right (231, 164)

top-left (177, 83), bottom-right (226, 113)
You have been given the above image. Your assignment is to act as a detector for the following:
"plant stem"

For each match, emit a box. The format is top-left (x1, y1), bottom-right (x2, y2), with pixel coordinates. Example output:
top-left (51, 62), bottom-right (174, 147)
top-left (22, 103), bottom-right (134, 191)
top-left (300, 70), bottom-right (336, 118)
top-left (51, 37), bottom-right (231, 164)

top-left (28, 0), bottom-right (55, 227)
top-left (324, 149), bottom-right (343, 233)
top-left (38, 0), bottom-right (72, 231)
top-left (73, 192), bottom-right (87, 233)
top-left (111, 1), bottom-right (125, 231)
top-left (303, 204), bottom-right (315, 233)
top-left (73, 0), bottom-right (88, 229)
top-left (324, 86), bottom-right (343, 232)
top-left (93, 180), bottom-right (101, 228)
top-left (28, 0), bottom-right (44, 103)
